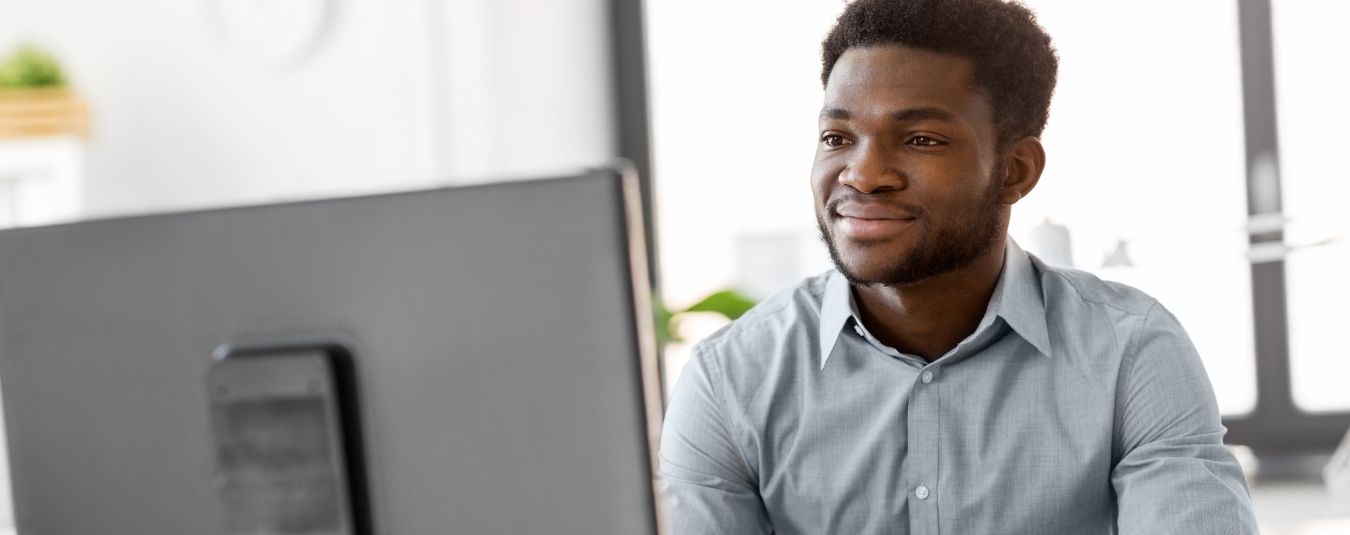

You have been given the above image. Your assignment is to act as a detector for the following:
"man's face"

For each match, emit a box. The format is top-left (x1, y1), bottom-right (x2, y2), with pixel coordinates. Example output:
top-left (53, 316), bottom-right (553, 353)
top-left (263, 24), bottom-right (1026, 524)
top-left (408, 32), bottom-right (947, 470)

top-left (813, 45), bottom-right (1008, 287)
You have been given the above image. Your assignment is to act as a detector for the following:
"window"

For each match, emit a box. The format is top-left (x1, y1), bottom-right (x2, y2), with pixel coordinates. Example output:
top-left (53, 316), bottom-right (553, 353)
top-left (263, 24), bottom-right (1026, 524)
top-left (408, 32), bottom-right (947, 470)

top-left (646, 0), bottom-right (844, 388)
top-left (1014, 0), bottom-right (1255, 415)
top-left (1271, 0), bottom-right (1350, 413)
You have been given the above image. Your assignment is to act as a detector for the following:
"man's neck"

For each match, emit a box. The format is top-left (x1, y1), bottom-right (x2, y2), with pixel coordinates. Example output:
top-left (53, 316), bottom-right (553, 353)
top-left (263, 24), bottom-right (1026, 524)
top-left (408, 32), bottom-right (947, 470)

top-left (851, 241), bottom-right (1007, 362)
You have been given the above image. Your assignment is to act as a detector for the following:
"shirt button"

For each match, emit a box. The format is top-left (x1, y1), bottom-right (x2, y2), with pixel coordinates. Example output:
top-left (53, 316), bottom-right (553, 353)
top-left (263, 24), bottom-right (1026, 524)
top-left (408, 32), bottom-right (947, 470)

top-left (915, 485), bottom-right (930, 500)
top-left (921, 371), bottom-right (934, 384)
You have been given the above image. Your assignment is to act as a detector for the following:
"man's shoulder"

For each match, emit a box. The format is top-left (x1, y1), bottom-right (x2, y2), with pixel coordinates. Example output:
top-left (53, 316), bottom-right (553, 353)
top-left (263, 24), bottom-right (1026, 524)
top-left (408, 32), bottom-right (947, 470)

top-left (1027, 255), bottom-right (1182, 374)
top-left (690, 270), bottom-right (831, 368)
top-left (1031, 255), bottom-right (1159, 318)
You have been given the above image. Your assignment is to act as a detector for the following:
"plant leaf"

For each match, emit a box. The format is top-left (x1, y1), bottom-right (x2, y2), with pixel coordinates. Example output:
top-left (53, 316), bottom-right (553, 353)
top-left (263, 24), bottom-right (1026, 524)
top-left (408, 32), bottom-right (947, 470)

top-left (652, 292), bottom-right (680, 345)
top-left (0, 45), bottom-right (67, 90)
top-left (681, 289), bottom-right (757, 320)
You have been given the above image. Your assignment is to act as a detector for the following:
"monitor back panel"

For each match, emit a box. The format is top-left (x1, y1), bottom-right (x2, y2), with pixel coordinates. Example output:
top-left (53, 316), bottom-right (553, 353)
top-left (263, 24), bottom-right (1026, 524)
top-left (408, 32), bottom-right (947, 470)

top-left (0, 172), bottom-right (659, 534)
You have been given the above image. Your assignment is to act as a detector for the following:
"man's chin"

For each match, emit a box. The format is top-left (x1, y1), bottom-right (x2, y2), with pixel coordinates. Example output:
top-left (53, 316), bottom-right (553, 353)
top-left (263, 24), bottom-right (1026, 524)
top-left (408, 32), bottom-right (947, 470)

top-left (833, 254), bottom-right (908, 285)
top-left (819, 223), bottom-right (920, 283)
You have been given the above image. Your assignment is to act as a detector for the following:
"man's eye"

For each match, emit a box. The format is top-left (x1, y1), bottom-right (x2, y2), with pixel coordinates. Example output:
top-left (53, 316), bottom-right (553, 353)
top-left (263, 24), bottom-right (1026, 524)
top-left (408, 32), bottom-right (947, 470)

top-left (909, 135), bottom-right (943, 147)
top-left (821, 134), bottom-right (850, 148)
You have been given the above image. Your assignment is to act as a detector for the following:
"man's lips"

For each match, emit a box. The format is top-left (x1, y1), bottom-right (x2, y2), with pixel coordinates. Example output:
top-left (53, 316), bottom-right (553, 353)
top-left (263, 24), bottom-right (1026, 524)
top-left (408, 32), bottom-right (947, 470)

top-left (835, 202), bottom-right (918, 220)
top-left (833, 202), bottom-right (918, 240)
top-left (836, 216), bottom-right (917, 240)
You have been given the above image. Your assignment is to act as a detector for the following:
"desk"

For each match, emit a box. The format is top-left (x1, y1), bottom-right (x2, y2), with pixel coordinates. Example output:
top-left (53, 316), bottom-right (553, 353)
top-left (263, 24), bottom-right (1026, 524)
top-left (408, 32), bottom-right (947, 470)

top-left (1262, 519), bottom-right (1350, 535)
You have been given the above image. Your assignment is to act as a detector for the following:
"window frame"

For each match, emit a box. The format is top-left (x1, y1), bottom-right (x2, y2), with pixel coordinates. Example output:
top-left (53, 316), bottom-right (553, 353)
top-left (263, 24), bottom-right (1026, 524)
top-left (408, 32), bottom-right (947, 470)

top-left (1222, 0), bottom-right (1350, 465)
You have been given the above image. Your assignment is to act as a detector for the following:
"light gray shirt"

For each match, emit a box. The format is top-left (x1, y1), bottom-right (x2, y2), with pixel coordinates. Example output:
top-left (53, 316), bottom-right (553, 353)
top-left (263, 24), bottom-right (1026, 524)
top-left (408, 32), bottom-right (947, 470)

top-left (659, 239), bottom-right (1257, 534)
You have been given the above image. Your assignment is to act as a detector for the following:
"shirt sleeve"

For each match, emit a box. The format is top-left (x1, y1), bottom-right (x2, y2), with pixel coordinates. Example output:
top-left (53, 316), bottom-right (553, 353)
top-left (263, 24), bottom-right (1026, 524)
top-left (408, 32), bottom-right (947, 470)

top-left (659, 344), bottom-right (773, 534)
top-left (1111, 302), bottom-right (1259, 534)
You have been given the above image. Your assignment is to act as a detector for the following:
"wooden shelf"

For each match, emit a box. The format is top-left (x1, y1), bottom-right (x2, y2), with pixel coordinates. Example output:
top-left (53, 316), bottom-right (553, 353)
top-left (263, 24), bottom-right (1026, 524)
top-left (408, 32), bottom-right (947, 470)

top-left (0, 88), bottom-right (89, 140)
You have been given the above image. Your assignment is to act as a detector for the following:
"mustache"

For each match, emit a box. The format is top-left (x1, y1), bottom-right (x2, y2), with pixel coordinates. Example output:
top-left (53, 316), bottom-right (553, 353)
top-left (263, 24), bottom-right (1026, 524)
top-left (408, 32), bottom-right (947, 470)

top-left (825, 193), bottom-right (925, 219)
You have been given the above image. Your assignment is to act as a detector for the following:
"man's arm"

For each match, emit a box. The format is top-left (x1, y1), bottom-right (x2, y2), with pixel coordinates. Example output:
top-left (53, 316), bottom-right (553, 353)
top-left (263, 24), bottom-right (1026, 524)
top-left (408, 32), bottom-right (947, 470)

top-left (1111, 303), bottom-right (1259, 534)
top-left (659, 344), bottom-right (772, 534)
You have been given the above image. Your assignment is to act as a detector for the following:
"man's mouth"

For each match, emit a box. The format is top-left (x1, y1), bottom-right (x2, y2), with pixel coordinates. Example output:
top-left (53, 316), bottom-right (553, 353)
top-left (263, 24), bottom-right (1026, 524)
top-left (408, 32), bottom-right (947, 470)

top-left (836, 216), bottom-right (917, 240)
top-left (833, 201), bottom-right (919, 240)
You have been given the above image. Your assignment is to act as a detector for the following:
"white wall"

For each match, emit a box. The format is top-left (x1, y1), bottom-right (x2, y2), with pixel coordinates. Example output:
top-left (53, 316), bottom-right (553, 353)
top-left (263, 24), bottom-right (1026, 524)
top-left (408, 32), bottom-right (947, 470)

top-left (0, 0), bottom-right (616, 217)
top-left (440, 0), bottom-right (618, 182)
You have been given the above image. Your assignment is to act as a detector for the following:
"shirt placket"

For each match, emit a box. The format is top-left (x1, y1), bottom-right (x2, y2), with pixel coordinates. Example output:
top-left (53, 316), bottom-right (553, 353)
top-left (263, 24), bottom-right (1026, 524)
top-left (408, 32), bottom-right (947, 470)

top-left (906, 363), bottom-right (941, 534)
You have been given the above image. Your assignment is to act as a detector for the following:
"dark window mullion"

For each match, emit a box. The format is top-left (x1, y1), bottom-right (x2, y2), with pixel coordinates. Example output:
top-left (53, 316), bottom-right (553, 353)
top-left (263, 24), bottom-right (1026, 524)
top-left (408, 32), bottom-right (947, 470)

top-left (608, 0), bottom-right (658, 290)
top-left (1224, 0), bottom-right (1350, 461)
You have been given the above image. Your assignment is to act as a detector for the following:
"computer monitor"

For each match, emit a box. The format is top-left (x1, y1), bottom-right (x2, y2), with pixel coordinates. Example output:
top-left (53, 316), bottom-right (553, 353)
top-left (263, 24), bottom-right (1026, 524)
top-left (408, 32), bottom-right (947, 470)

top-left (0, 168), bottom-right (666, 534)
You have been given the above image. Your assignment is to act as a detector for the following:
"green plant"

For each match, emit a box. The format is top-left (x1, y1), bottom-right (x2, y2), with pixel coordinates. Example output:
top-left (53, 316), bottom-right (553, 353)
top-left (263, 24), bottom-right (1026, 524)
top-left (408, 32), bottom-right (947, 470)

top-left (0, 45), bottom-right (67, 90)
top-left (655, 288), bottom-right (757, 346)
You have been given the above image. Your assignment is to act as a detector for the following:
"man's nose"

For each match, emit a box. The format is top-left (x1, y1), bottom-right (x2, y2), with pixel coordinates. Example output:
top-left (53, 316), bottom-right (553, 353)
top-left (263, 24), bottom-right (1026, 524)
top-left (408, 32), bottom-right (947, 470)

top-left (838, 141), bottom-right (905, 193)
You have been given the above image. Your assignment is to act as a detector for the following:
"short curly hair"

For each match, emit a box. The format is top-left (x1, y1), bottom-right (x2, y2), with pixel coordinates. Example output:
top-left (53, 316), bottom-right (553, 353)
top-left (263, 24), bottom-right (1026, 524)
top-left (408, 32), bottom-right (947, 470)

top-left (821, 0), bottom-right (1058, 147)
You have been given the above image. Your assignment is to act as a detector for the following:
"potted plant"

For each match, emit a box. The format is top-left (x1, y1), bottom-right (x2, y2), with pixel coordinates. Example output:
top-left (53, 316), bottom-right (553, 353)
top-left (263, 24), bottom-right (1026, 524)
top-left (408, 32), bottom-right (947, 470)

top-left (0, 44), bottom-right (88, 139)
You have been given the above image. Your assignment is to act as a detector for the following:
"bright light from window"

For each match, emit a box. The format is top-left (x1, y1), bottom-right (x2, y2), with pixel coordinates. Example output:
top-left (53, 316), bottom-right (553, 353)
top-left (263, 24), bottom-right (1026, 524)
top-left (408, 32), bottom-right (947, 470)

top-left (1272, 0), bottom-right (1350, 413)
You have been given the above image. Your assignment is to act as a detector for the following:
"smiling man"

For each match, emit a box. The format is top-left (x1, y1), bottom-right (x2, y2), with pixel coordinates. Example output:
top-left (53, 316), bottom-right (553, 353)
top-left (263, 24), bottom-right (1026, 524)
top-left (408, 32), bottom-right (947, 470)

top-left (658, 0), bottom-right (1259, 533)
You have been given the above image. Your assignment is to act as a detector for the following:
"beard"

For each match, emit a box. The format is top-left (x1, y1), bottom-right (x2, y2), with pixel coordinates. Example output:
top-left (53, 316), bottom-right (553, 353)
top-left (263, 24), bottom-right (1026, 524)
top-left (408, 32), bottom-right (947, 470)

top-left (816, 173), bottom-right (1006, 288)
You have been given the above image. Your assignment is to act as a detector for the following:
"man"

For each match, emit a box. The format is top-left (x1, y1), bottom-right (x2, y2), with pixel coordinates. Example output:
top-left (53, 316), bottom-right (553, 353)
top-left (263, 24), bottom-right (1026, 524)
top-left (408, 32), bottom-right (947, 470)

top-left (658, 0), bottom-right (1259, 533)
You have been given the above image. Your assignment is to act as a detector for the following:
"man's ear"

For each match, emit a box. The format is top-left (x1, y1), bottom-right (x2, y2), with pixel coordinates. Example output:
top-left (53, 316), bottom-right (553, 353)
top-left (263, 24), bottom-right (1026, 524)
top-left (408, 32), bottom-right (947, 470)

top-left (999, 136), bottom-right (1045, 205)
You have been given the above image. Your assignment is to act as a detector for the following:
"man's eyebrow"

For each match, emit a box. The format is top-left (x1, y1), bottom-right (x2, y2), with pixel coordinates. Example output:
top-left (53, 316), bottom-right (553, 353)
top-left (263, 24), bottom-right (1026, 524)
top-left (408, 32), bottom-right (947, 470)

top-left (891, 107), bottom-right (958, 123)
top-left (820, 107), bottom-right (850, 120)
top-left (819, 106), bottom-right (959, 123)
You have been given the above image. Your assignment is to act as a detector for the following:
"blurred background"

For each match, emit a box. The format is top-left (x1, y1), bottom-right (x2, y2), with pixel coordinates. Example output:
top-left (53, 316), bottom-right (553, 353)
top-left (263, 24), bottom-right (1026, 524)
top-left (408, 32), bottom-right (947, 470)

top-left (0, 0), bottom-right (1347, 532)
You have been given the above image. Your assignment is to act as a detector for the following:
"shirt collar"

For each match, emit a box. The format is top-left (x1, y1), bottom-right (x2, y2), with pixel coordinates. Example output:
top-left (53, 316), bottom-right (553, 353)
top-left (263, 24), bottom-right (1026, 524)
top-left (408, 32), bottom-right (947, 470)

top-left (990, 238), bottom-right (1052, 358)
top-left (817, 269), bottom-right (854, 368)
top-left (817, 237), bottom-right (1051, 369)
